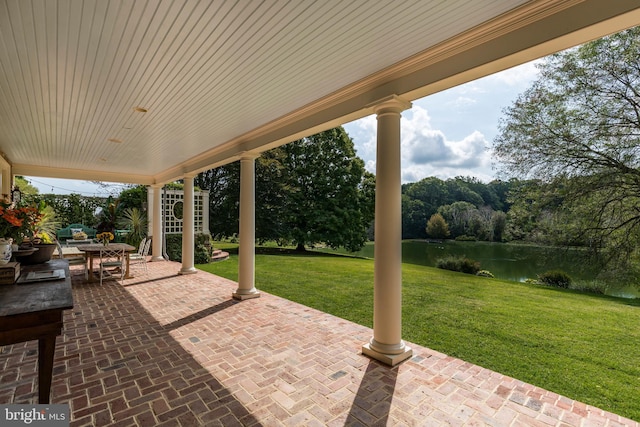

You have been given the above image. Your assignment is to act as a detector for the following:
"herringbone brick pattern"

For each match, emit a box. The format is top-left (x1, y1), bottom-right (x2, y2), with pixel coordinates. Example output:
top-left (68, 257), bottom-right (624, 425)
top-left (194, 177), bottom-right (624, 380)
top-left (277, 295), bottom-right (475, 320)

top-left (1, 260), bottom-right (638, 426)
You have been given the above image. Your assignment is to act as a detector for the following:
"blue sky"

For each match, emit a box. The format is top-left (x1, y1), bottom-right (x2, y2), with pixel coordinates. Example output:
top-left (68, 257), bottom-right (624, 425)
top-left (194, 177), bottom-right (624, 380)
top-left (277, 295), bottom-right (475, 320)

top-left (343, 60), bottom-right (540, 183)
top-left (25, 61), bottom-right (539, 195)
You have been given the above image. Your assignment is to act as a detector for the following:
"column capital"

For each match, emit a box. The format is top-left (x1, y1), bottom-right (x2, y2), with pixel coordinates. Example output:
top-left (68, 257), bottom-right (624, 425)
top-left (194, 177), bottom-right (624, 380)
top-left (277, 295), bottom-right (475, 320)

top-left (367, 95), bottom-right (412, 115)
top-left (150, 183), bottom-right (164, 189)
top-left (239, 151), bottom-right (260, 161)
top-left (183, 172), bottom-right (198, 179)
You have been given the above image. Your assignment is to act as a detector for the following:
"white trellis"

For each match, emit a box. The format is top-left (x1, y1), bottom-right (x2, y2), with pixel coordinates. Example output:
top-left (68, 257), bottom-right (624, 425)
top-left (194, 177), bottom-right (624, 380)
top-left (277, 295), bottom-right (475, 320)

top-left (162, 189), bottom-right (210, 235)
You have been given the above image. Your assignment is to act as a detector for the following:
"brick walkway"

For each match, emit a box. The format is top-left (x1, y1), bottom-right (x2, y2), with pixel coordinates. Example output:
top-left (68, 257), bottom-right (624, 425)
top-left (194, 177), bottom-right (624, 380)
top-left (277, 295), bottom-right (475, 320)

top-left (1, 260), bottom-right (638, 426)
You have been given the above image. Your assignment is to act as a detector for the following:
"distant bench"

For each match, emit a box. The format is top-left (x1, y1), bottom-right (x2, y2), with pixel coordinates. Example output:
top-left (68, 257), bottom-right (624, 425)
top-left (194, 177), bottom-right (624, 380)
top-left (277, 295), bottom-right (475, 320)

top-left (57, 224), bottom-right (97, 241)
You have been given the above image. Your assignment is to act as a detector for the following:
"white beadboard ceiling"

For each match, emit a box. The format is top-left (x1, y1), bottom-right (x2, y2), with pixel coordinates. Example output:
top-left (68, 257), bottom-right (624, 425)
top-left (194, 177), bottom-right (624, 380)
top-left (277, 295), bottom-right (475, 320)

top-left (1, 0), bottom-right (639, 185)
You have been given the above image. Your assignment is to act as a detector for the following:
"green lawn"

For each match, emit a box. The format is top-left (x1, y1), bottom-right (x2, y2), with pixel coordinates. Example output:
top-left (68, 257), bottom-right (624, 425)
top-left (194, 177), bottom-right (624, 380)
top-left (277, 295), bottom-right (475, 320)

top-left (197, 243), bottom-right (640, 421)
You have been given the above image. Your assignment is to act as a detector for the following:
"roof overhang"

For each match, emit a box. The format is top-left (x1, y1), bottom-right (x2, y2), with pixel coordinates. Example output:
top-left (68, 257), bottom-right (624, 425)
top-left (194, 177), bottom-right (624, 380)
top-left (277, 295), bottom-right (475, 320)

top-left (3, 0), bottom-right (640, 185)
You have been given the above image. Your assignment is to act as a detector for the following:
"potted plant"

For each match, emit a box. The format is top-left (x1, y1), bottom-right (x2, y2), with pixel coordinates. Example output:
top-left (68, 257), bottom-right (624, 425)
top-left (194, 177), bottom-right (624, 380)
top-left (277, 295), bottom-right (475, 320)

top-left (0, 197), bottom-right (42, 264)
top-left (17, 203), bottom-right (61, 264)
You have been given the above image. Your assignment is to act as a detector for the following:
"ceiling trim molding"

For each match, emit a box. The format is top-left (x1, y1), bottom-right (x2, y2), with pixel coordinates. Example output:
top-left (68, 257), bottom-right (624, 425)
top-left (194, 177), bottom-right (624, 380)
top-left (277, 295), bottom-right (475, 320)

top-left (12, 164), bottom-right (155, 186)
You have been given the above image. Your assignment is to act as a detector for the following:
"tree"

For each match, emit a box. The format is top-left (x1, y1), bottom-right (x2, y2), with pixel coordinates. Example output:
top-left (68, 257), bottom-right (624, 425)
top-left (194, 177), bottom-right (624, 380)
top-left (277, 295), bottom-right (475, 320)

top-left (444, 178), bottom-right (484, 207)
top-left (490, 210), bottom-right (507, 242)
top-left (14, 176), bottom-right (39, 196)
top-left (118, 185), bottom-right (147, 211)
top-left (24, 193), bottom-right (104, 227)
top-left (198, 127), bottom-right (374, 252)
top-left (255, 150), bottom-right (288, 243)
top-left (426, 213), bottom-right (450, 239)
top-left (281, 127), bottom-right (373, 251)
top-left (493, 26), bottom-right (640, 268)
top-left (438, 201), bottom-right (477, 238)
top-left (402, 195), bottom-right (427, 239)
top-left (195, 163), bottom-right (240, 238)
top-left (403, 177), bottom-right (450, 218)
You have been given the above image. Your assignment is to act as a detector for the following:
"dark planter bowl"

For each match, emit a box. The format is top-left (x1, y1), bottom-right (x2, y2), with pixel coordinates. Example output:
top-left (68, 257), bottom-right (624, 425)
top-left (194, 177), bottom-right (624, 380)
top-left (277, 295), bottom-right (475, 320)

top-left (17, 243), bottom-right (57, 265)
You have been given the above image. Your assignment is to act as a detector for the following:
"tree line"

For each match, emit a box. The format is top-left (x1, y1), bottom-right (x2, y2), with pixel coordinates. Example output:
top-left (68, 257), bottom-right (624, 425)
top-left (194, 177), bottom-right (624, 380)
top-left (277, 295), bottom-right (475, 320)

top-left (402, 176), bottom-right (511, 241)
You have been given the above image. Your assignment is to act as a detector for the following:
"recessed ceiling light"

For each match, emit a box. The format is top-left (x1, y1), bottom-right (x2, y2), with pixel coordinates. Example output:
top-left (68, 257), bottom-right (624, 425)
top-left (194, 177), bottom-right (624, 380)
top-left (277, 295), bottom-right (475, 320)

top-left (134, 107), bottom-right (148, 113)
top-left (108, 138), bottom-right (123, 143)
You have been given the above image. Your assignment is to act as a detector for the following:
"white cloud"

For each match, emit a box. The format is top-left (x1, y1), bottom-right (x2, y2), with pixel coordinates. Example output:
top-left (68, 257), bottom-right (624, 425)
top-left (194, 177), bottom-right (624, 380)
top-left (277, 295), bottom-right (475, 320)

top-left (344, 105), bottom-right (493, 183)
top-left (401, 107), bottom-right (491, 181)
top-left (487, 60), bottom-right (541, 87)
top-left (449, 96), bottom-right (478, 108)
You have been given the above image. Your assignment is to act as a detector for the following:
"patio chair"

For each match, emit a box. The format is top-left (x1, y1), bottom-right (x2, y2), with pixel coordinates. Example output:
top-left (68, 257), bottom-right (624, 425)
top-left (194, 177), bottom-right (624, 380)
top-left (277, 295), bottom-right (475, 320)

top-left (99, 247), bottom-right (125, 285)
top-left (134, 238), bottom-right (147, 256)
top-left (129, 238), bottom-right (151, 274)
top-left (56, 241), bottom-right (87, 279)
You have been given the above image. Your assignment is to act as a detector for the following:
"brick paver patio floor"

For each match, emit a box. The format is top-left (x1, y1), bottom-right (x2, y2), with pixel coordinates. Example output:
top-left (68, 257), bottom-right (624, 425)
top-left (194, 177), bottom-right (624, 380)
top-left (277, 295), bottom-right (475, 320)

top-left (1, 260), bottom-right (637, 426)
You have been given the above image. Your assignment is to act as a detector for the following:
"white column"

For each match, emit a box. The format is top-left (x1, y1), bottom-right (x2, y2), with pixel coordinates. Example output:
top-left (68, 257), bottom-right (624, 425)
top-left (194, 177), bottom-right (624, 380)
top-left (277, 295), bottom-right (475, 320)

top-left (362, 95), bottom-right (413, 366)
top-left (151, 184), bottom-right (164, 262)
top-left (180, 174), bottom-right (197, 275)
top-left (233, 153), bottom-right (260, 300)
top-left (147, 186), bottom-right (154, 237)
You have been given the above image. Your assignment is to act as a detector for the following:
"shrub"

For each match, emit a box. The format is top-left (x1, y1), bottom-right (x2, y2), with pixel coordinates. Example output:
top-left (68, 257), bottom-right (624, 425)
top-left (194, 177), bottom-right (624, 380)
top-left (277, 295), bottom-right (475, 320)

top-left (165, 234), bottom-right (182, 261)
top-left (476, 270), bottom-right (494, 278)
top-left (455, 235), bottom-right (477, 242)
top-left (538, 270), bottom-right (572, 288)
top-left (436, 255), bottom-right (481, 275)
top-left (571, 280), bottom-right (607, 295)
top-left (165, 233), bottom-right (212, 263)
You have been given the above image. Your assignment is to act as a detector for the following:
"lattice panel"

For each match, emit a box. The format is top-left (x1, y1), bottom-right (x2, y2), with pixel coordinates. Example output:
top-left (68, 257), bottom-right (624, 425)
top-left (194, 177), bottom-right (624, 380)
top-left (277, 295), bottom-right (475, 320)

top-left (163, 190), bottom-right (208, 235)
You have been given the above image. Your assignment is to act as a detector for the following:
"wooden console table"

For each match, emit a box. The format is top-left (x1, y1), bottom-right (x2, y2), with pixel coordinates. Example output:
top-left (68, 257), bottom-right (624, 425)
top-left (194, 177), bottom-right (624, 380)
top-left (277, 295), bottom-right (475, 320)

top-left (0, 259), bottom-right (73, 403)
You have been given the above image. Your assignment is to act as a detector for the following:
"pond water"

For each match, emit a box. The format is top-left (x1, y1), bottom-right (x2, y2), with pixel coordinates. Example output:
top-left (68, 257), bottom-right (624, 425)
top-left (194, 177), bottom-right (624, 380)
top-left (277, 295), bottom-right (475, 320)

top-left (331, 240), bottom-right (638, 298)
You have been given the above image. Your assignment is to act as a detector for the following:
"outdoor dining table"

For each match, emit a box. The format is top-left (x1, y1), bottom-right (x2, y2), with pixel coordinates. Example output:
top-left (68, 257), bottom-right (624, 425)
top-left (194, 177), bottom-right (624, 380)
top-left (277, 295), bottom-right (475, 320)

top-left (77, 243), bottom-right (136, 283)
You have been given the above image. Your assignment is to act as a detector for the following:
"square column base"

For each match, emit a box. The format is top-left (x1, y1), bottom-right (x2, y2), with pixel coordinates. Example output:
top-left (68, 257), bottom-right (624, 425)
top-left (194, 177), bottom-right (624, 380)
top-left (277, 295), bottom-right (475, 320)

top-left (362, 343), bottom-right (413, 366)
top-left (232, 291), bottom-right (260, 301)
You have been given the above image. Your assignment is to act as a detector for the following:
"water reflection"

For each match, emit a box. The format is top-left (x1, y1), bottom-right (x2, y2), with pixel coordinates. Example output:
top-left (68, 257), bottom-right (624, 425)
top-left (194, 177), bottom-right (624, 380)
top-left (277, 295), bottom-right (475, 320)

top-left (341, 240), bottom-right (638, 298)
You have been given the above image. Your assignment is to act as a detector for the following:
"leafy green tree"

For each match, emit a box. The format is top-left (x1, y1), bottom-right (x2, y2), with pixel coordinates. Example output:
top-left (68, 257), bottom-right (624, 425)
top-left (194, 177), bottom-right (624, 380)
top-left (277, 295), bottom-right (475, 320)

top-left (281, 127), bottom-right (372, 251)
top-left (255, 149), bottom-right (288, 243)
top-left (402, 195), bottom-right (427, 239)
top-left (195, 164), bottom-right (240, 238)
top-left (444, 179), bottom-right (484, 207)
top-left (487, 179), bottom-right (513, 212)
top-left (426, 213), bottom-right (450, 239)
top-left (96, 197), bottom-right (122, 233)
top-left (14, 176), bottom-right (39, 196)
top-left (24, 193), bottom-right (104, 227)
top-left (438, 201), bottom-right (477, 238)
top-left (118, 185), bottom-right (148, 211)
top-left (490, 210), bottom-right (507, 242)
top-left (198, 127), bottom-right (374, 252)
top-left (494, 26), bottom-right (640, 267)
top-left (403, 177), bottom-right (450, 218)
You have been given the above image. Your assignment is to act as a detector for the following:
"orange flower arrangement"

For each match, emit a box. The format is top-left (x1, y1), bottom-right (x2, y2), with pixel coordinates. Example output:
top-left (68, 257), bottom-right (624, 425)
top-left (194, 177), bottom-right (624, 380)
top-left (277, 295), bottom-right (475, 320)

top-left (0, 197), bottom-right (43, 244)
